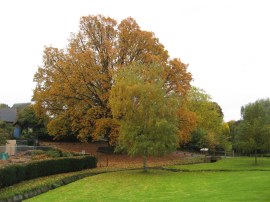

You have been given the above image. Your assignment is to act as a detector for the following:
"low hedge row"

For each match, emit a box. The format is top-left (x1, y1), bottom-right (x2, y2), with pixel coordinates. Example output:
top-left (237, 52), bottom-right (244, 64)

top-left (0, 155), bottom-right (97, 188)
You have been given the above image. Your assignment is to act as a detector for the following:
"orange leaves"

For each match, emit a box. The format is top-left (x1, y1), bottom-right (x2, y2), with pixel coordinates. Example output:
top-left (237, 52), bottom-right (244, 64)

top-left (117, 17), bottom-right (169, 65)
top-left (33, 15), bottom-right (192, 145)
top-left (92, 118), bottom-right (120, 146)
top-left (164, 58), bottom-right (192, 96)
top-left (178, 105), bottom-right (197, 145)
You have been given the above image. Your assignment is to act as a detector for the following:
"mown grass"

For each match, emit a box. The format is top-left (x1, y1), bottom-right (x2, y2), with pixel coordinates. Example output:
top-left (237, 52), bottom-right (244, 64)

top-left (25, 157), bottom-right (270, 202)
top-left (0, 167), bottom-right (116, 200)
top-left (166, 157), bottom-right (270, 171)
top-left (26, 169), bottom-right (270, 202)
top-left (0, 156), bottom-right (203, 201)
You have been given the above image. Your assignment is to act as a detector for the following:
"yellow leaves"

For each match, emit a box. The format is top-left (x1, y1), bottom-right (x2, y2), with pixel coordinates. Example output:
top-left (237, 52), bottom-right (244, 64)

top-left (117, 17), bottom-right (169, 65)
top-left (79, 15), bottom-right (117, 68)
top-left (33, 15), bottom-right (192, 144)
top-left (164, 58), bottom-right (192, 96)
top-left (92, 118), bottom-right (120, 146)
top-left (205, 131), bottom-right (217, 150)
top-left (47, 114), bottom-right (71, 140)
top-left (178, 106), bottom-right (198, 145)
top-left (177, 87), bottom-right (225, 150)
top-left (109, 63), bottom-right (179, 157)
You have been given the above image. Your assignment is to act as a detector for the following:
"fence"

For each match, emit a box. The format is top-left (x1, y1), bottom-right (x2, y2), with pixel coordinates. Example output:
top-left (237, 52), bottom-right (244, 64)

top-left (0, 145), bottom-right (55, 157)
top-left (208, 150), bottom-right (236, 158)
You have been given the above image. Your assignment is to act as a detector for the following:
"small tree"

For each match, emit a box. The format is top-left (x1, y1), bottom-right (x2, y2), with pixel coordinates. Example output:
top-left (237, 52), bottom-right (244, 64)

top-left (218, 123), bottom-right (231, 156)
top-left (109, 63), bottom-right (179, 171)
top-left (0, 103), bottom-right (11, 144)
top-left (184, 87), bottom-right (223, 151)
top-left (0, 103), bottom-right (10, 109)
top-left (237, 99), bottom-right (270, 164)
top-left (0, 132), bottom-right (7, 145)
top-left (0, 121), bottom-right (13, 145)
top-left (17, 105), bottom-right (49, 141)
top-left (0, 126), bottom-right (8, 145)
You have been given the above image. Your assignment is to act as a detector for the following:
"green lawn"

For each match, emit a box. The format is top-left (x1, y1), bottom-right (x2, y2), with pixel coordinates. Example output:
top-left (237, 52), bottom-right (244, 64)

top-left (167, 157), bottom-right (270, 171)
top-left (26, 157), bottom-right (270, 202)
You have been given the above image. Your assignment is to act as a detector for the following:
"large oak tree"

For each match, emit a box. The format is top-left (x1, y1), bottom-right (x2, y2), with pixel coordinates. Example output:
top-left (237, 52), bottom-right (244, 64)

top-left (33, 15), bottom-right (192, 143)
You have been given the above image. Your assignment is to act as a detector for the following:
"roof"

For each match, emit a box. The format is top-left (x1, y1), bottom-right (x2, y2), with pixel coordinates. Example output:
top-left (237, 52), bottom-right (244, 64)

top-left (0, 108), bottom-right (17, 123)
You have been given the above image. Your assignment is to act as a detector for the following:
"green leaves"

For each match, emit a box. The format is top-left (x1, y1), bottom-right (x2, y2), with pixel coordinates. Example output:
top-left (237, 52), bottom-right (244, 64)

top-left (184, 87), bottom-right (224, 150)
top-left (237, 99), bottom-right (270, 163)
top-left (110, 63), bottom-right (179, 163)
top-left (33, 15), bottom-right (191, 143)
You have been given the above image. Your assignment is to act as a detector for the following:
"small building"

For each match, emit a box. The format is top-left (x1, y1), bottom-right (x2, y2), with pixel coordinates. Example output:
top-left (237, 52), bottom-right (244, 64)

top-left (0, 108), bottom-right (17, 124)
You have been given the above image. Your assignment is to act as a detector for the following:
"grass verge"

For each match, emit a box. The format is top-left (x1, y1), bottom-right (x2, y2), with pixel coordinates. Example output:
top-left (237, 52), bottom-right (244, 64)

top-left (0, 167), bottom-right (115, 201)
top-left (165, 157), bottom-right (270, 171)
top-left (0, 156), bottom-right (204, 201)
top-left (26, 168), bottom-right (270, 202)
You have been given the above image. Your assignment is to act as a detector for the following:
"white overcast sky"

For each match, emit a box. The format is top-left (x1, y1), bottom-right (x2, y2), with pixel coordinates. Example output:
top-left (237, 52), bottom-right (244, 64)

top-left (0, 0), bottom-right (270, 121)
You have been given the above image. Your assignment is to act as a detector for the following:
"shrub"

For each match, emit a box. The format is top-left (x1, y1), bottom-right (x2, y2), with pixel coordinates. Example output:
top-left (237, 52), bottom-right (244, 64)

top-left (46, 150), bottom-right (61, 158)
top-left (61, 152), bottom-right (74, 157)
top-left (0, 155), bottom-right (97, 188)
top-left (32, 150), bottom-right (46, 155)
top-left (0, 164), bottom-right (26, 188)
top-left (31, 154), bottom-right (49, 160)
top-left (262, 153), bottom-right (270, 158)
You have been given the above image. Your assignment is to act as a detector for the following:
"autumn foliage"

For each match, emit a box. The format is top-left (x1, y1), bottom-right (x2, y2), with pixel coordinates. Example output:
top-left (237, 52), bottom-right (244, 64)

top-left (109, 63), bottom-right (180, 170)
top-left (33, 15), bottom-right (192, 144)
top-left (178, 104), bottom-right (197, 144)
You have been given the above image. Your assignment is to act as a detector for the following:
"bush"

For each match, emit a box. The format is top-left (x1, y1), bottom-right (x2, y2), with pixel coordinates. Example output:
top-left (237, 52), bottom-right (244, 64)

top-left (0, 155), bottom-right (97, 188)
top-left (46, 150), bottom-right (61, 158)
top-left (61, 151), bottom-right (74, 157)
top-left (31, 154), bottom-right (49, 161)
top-left (0, 164), bottom-right (26, 188)
top-left (262, 153), bottom-right (270, 158)
top-left (32, 150), bottom-right (46, 155)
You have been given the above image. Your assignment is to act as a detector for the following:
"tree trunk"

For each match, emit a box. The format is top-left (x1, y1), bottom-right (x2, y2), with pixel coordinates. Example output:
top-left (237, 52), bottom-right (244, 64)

top-left (143, 155), bottom-right (148, 172)
top-left (254, 150), bottom-right (258, 165)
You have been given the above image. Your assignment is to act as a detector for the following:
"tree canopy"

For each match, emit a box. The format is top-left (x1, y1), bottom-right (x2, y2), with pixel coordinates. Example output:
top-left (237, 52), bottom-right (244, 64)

top-left (17, 105), bottom-right (49, 140)
top-left (109, 63), bottom-right (179, 171)
top-left (0, 121), bottom-right (13, 145)
top-left (182, 87), bottom-right (224, 151)
top-left (0, 104), bottom-right (9, 109)
top-left (236, 99), bottom-right (270, 164)
top-left (33, 15), bottom-right (192, 143)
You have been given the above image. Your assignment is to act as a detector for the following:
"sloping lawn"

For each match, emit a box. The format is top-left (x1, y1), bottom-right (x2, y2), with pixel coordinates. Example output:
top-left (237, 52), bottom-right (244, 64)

top-left (26, 157), bottom-right (270, 202)
top-left (167, 157), bottom-right (270, 171)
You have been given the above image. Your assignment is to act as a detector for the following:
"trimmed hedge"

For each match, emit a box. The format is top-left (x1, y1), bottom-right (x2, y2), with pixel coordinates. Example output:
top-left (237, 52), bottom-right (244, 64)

top-left (0, 155), bottom-right (97, 188)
